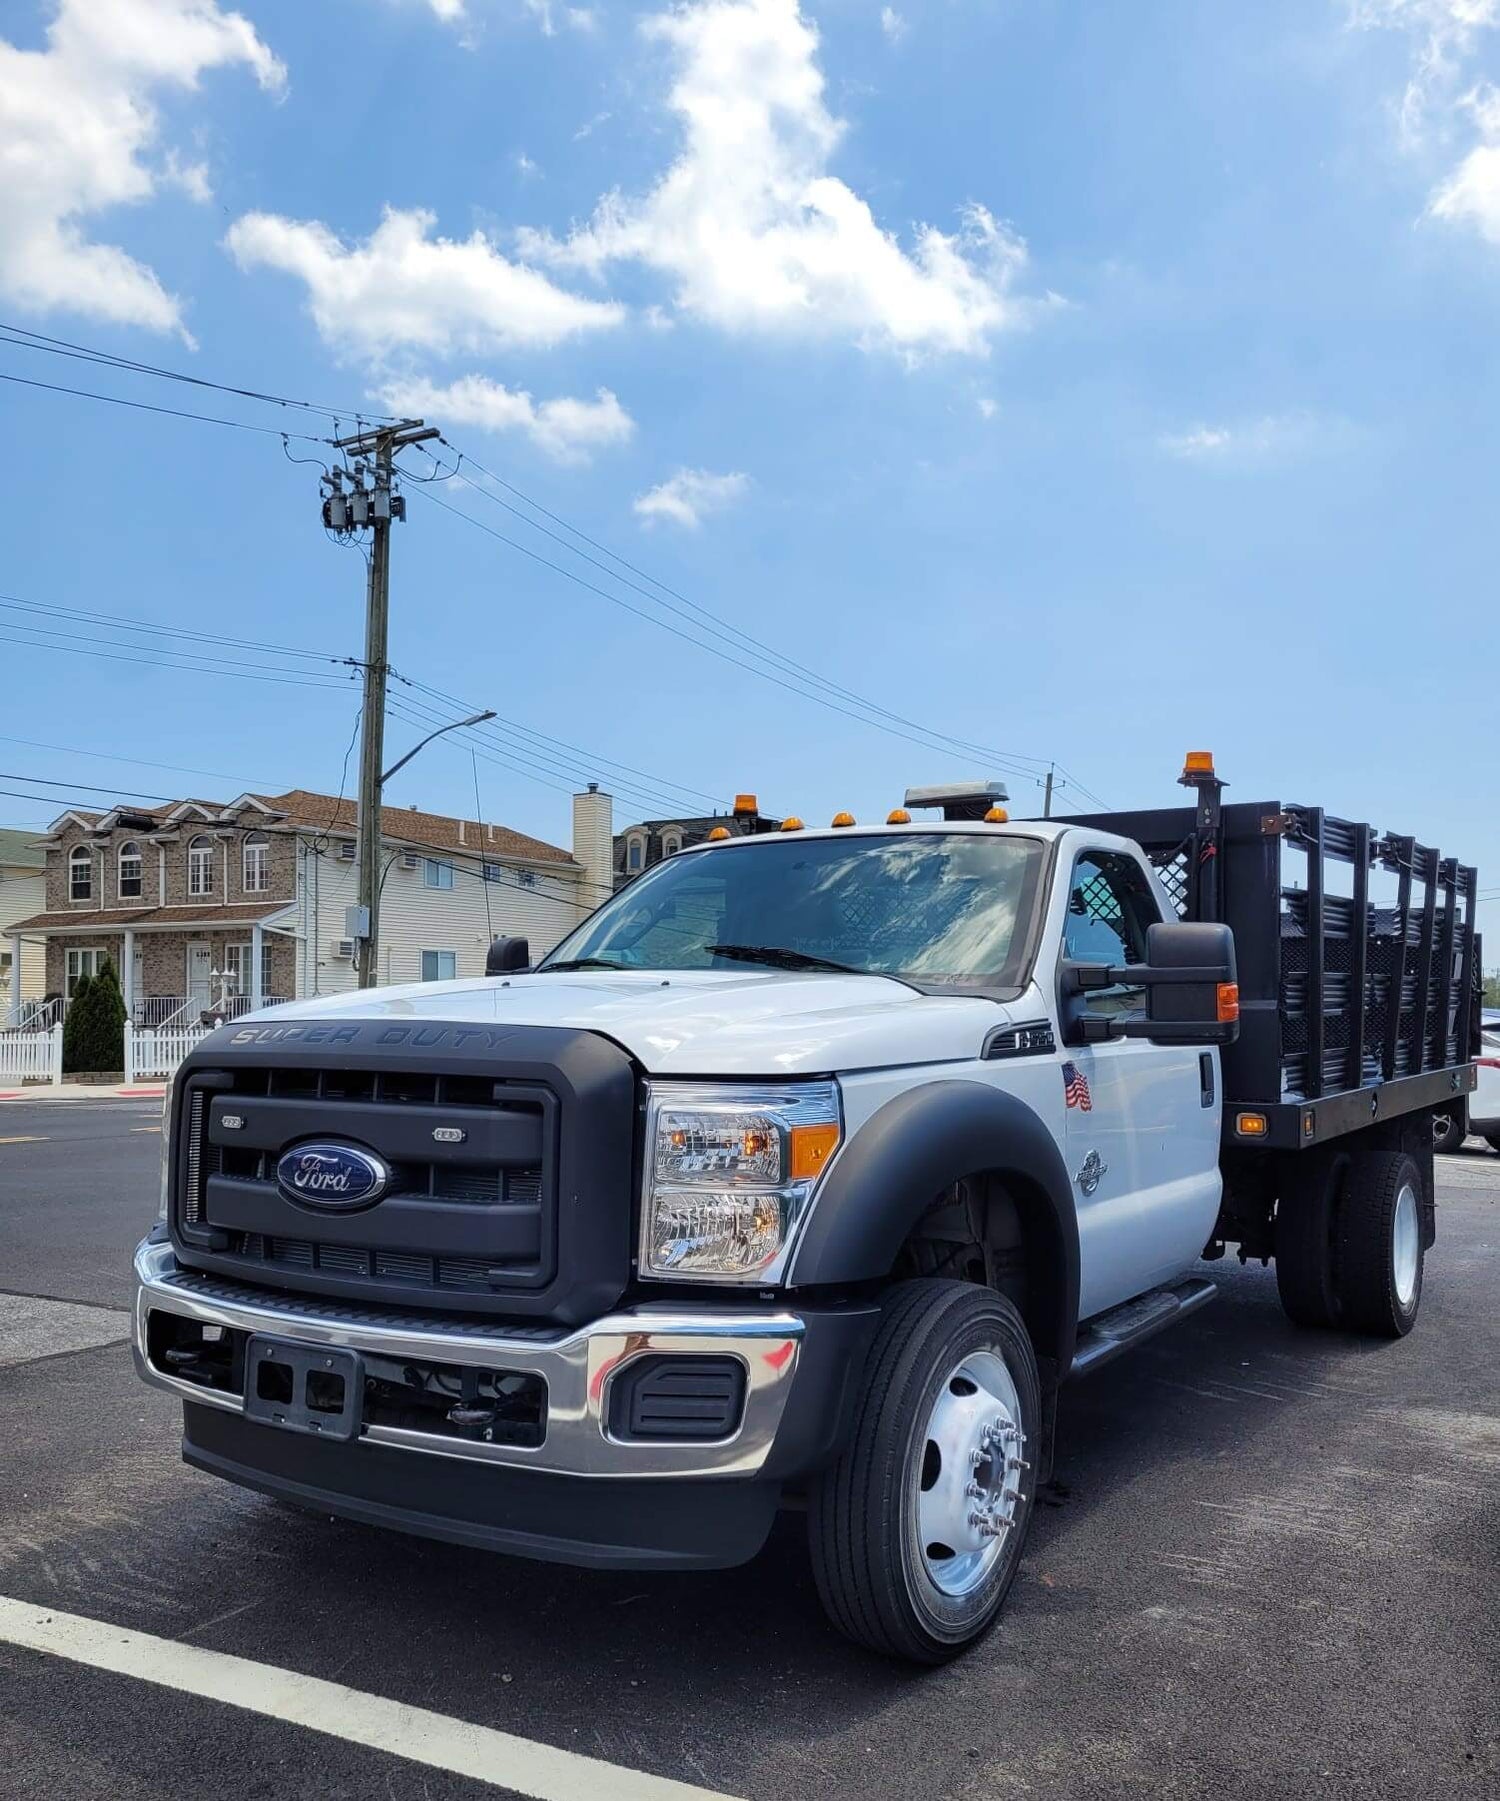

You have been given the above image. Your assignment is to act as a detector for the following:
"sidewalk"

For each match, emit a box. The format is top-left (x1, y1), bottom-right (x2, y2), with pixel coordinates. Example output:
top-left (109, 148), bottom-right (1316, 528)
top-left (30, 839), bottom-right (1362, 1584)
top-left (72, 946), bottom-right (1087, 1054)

top-left (0, 1082), bottom-right (165, 1103)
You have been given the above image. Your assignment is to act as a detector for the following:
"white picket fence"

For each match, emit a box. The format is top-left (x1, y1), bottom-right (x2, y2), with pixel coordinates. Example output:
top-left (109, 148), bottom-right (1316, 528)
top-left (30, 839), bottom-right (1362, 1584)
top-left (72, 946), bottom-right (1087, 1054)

top-left (0, 1023), bottom-right (63, 1086)
top-left (123, 1022), bottom-right (210, 1085)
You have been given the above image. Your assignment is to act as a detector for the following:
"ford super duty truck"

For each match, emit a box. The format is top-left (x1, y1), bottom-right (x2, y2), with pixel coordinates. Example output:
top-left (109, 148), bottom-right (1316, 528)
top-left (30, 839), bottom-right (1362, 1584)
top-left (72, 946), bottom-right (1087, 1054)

top-left (133, 754), bottom-right (1481, 1662)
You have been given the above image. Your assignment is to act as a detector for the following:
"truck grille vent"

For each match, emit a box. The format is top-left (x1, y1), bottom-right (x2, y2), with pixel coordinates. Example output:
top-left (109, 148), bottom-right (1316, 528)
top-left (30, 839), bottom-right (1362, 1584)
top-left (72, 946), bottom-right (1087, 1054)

top-left (228, 1233), bottom-right (528, 1295)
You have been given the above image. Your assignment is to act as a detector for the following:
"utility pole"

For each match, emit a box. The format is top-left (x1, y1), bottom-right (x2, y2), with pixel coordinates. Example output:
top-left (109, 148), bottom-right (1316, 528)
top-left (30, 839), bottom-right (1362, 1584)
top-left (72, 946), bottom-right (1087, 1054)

top-left (323, 419), bottom-right (438, 988)
top-left (1042, 764), bottom-right (1055, 819)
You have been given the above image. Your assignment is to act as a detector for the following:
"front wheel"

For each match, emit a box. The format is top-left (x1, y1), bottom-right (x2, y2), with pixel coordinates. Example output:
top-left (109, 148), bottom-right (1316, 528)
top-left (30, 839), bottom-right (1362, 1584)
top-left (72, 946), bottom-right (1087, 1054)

top-left (807, 1280), bottom-right (1040, 1663)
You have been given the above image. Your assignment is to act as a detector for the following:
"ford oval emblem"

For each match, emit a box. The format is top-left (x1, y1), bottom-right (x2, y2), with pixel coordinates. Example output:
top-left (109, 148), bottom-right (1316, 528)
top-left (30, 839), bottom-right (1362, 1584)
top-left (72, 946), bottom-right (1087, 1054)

top-left (276, 1142), bottom-right (390, 1210)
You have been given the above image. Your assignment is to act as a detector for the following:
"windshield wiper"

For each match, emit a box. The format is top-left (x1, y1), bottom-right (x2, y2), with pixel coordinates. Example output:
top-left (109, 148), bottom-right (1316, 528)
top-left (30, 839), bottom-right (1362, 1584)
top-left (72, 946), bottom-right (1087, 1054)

top-left (538, 956), bottom-right (630, 972)
top-left (707, 943), bottom-right (866, 976)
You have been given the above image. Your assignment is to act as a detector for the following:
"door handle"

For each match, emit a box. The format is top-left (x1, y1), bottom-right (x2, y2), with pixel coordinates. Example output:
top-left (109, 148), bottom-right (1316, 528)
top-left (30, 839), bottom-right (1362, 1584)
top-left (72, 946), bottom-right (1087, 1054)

top-left (1199, 1052), bottom-right (1215, 1109)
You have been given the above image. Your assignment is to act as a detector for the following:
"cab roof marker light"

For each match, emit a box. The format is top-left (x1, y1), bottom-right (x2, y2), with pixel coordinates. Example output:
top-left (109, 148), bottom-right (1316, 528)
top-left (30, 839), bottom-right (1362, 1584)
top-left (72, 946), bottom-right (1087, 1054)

top-left (831, 811), bottom-right (856, 828)
top-left (706, 826), bottom-right (731, 841)
top-left (780, 816), bottom-right (804, 832)
top-left (886, 808), bottom-right (911, 825)
top-left (984, 806), bottom-right (1009, 823)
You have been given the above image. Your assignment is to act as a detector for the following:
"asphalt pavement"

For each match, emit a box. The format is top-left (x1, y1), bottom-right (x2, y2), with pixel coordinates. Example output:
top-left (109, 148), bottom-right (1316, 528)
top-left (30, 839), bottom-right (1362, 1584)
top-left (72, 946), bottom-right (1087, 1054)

top-left (1, 1103), bottom-right (1496, 1800)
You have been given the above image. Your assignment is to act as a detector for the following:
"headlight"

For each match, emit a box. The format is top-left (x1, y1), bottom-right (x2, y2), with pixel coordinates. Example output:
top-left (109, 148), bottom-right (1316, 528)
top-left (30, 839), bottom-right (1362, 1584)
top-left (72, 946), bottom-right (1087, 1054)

top-left (639, 1080), bottom-right (842, 1283)
top-left (157, 1080), bottom-right (175, 1223)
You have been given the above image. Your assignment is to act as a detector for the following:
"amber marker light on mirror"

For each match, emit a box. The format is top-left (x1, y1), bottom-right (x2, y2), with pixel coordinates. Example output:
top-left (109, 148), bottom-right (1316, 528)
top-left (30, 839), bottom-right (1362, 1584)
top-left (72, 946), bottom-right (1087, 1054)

top-left (1217, 982), bottom-right (1240, 1023)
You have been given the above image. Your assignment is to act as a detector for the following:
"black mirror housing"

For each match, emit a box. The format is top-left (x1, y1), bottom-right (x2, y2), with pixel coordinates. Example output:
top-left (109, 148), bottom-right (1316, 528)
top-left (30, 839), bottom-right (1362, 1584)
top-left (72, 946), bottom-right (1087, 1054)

top-left (1064, 921), bottom-right (1238, 1046)
top-left (485, 936), bottom-right (531, 975)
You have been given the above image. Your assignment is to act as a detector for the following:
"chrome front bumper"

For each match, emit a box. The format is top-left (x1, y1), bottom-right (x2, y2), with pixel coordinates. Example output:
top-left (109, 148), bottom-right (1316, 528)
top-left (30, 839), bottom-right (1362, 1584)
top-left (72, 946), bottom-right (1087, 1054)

top-left (133, 1237), bottom-right (805, 1479)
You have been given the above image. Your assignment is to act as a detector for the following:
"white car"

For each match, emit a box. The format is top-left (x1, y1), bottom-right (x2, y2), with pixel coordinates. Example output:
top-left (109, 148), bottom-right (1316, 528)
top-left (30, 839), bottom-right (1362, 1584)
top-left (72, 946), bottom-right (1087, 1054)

top-left (1471, 1010), bottom-right (1500, 1151)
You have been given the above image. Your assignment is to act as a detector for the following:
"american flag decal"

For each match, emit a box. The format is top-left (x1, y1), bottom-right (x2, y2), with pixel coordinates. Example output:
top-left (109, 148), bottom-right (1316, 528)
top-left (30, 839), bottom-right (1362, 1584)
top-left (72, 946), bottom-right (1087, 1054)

top-left (1063, 1062), bottom-right (1092, 1111)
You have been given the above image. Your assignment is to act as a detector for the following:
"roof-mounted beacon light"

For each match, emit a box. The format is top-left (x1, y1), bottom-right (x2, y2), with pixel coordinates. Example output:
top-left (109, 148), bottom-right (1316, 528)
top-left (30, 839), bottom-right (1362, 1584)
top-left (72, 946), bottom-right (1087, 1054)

top-left (1179, 750), bottom-right (1217, 786)
top-left (903, 781), bottom-right (1010, 822)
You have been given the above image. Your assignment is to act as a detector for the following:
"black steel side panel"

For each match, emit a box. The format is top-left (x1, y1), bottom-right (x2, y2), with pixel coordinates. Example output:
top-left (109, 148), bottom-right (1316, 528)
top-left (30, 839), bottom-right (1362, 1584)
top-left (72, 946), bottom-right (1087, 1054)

top-left (168, 1020), bottom-right (636, 1325)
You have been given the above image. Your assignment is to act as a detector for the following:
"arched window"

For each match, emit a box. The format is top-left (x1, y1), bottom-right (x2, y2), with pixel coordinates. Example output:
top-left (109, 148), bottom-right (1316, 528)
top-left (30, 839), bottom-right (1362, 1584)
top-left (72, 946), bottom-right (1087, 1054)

top-left (661, 833), bottom-right (682, 858)
top-left (187, 834), bottom-right (215, 897)
top-left (69, 845), bottom-right (93, 901)
top-left (117, 840), bottom-right (142, 899)
top-left (626, 834), bottom-right (645, 873)
top-left (242, 831), bottom-right (269, 894)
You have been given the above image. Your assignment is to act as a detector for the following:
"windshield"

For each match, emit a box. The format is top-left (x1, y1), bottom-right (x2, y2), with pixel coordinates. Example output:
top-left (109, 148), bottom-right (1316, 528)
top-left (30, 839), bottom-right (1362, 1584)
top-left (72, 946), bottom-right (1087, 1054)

top-left (542, 831), bottom-right (1047, 989)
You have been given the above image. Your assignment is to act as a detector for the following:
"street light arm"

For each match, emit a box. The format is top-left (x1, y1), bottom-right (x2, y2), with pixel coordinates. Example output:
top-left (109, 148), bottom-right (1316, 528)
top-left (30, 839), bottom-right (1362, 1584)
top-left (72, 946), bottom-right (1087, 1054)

top-left (380, 710), bottom-right (496, 785)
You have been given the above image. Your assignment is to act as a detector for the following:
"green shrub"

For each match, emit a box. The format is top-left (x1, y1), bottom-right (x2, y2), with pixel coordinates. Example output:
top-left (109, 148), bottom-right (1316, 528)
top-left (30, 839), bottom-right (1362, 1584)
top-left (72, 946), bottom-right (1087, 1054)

top-left (62, 957), bottom-right (126, 1074)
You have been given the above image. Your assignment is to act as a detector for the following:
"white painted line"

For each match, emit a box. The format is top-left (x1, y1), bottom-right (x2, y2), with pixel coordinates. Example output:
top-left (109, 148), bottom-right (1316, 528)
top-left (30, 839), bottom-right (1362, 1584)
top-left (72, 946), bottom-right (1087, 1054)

top-left (0, 1135), bottom-right (45, 1145)
top-left (0, 1595), bottom-right (742, 1801)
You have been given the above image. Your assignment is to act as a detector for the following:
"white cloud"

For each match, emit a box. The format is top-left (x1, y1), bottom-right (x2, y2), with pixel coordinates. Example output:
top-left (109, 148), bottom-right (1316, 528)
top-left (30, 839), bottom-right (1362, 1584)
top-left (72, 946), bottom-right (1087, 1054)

top-left (1351, 0), bottom-right (1500, 242)
top-left (880, 7), bottom-right (908, 44)
top-left (521, 0), bottom-right (1031, 358)
top-left (976, 395), bottom-right (998, 420)
top-left (633, 468), bottom-right (750, 528)
top-left (1158, 414), bottom-right (1339, 462)
top-left (224, 206), bottom-right (624, 358)
top-left (379, 374), bottom-right (633, 463)
top-left (515, 150), bottom-right (542, 178)
top-left (421, 0), bottom-right (595, 31)
top-left (0, 0), bottom-right (282, 339)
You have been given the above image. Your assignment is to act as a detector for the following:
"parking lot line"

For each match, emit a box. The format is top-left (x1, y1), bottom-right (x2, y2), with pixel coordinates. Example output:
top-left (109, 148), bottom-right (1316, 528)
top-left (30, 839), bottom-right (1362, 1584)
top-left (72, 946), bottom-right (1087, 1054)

top-left (0, 1595), bottom-right (742, 1801)
top-left (0, 1135), bottom-right (45, 1145)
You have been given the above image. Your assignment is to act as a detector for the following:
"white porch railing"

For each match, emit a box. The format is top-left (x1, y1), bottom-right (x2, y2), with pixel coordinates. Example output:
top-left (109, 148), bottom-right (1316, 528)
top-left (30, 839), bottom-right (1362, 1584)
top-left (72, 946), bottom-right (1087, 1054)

top-left (0, 1023), bottom-right (63, 1086)
top-left (134, 996), bottom-right (195, 1030)
top-left (123, 1021), bottom-right (212, 1085)
top-left (5, 997), bottom-right (62, 1033)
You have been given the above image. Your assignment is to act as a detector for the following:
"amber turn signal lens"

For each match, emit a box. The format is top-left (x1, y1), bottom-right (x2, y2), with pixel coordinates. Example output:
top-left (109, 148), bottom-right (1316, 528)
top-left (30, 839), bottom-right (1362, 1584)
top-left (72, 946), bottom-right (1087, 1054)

top-left (1235, 1112), bottom-right (1267, 1137)
top-left (1216, 982), bottom-right (1239, 1022)
top-left (790, 1121), bottom-right (840, 1179)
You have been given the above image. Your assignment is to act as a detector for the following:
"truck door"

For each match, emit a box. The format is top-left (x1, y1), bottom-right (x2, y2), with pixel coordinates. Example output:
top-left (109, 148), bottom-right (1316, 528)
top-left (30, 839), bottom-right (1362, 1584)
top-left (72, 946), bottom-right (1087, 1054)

top-left (1059, 847), bottom-right (1221, 1319)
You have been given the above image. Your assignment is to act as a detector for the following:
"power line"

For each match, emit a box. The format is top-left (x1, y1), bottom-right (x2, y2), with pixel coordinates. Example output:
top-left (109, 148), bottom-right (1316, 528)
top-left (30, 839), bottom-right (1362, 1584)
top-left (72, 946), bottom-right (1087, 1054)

top-left (0, 623), bottom-right (359, 692)
top-left (0, 321), bottom-right (397, 425)
top-left (0, 733), bottom-right (294, 793)
top-left (0, 369), bottom-right (330, 442)
top-left (0, 593), bottom-right (344, 666)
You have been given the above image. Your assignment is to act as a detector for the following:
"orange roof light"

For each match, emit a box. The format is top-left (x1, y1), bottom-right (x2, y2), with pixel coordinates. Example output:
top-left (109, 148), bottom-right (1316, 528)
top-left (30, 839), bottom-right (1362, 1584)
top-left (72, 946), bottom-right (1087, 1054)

top-left (886, 808), bottom-right (911, 824)
top-left (733, 793), bottom-right (758, 815)
top-left (984, 806), bottom-right (1009, 823)
top-left (780, 816), bottom-right (804, 832)
top-left (1182, 750), bottom-right (1216, 778)
top-left (706, 825), bottom-right (732, 842)
top-left (831, 811), bottom-right (856, 828)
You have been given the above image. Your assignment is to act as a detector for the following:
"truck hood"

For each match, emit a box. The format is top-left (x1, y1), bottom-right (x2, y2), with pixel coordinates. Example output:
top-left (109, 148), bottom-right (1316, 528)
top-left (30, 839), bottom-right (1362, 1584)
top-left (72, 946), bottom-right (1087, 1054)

top-left (250, 969), bottom-right (1012, 1076)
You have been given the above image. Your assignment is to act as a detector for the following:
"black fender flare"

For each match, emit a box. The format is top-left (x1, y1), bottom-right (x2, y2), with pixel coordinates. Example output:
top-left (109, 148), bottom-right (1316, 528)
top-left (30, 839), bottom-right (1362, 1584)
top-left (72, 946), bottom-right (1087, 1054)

top-left (788, 1079), bottom-right (1080, 1373)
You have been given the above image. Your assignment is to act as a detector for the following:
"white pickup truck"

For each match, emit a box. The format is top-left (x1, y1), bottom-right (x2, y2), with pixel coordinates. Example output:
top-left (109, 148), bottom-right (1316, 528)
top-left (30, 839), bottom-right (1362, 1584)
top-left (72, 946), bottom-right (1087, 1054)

top-left (133, 755), bottom-right (1480, 1662)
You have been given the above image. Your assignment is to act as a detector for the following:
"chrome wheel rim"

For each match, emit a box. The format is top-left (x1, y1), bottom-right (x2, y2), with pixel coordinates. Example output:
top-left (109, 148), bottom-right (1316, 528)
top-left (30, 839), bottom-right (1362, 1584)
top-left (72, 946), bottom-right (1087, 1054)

top-left (916, 1349), bottom-right (1026, 1599)
top-left (1392, 1182), bottom-right (1420, 1308)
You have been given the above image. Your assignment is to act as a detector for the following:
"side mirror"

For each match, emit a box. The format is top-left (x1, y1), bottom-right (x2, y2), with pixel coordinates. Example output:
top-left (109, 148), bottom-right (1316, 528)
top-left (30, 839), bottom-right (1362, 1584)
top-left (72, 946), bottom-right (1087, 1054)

top-left (1064, 921), bottom-right (1238, 1045)
top-left (485, 936), bottom-right (530, 975)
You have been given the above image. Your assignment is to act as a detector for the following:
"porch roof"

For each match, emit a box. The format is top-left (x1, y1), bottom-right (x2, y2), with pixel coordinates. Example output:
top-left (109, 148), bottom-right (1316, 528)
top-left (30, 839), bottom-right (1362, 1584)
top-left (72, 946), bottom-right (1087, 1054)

top-left (7, 901), bottom-right (296, 936)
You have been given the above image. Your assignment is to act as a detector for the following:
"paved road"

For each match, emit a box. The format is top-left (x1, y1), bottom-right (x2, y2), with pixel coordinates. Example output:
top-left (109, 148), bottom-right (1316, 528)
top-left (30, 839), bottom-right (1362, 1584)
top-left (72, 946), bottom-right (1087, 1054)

top-left (1, 1107), bottom-right (1496, 1799)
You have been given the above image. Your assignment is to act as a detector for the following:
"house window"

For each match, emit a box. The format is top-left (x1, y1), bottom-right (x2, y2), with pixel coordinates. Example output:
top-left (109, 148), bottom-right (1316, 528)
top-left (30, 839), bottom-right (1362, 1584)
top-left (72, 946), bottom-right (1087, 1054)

top-left (69, 845), bottom-right (93, 901)
top-left (337, 839), bottom-right (356, 861)
top-left (243, 833), bottom-right (269, 894)
top-left (420, 949), bottom-right (457, 982)
top-left (222, 943), bottom-right (252, 994)
top-left (187, 835), bottom-right (215, 897)
top-left (517, 868), bottom-right (537, 888)
top-left (65, 947), bottom-right (103, 997)
top-left (661, 833), bottom-right (682, 858)
top-left (626, 835), bottom-right (645, 873)
top-left (118, 841), bottom-right (142, 899)
top-left (483, 862), bottom-right (503, 884)
top-left (423, 859), bottom-right (454, 890)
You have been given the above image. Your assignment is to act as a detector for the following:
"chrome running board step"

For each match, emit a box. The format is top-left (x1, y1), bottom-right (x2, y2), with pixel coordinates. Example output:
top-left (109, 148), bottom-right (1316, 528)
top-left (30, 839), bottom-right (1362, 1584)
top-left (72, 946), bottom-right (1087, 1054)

top-left (1068, 1277), bottom-right (1217, 1379)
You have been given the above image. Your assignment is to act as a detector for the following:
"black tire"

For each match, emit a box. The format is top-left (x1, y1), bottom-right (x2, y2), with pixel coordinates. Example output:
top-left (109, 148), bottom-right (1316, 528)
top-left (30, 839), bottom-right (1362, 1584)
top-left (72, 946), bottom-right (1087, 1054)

top-left (807, 1280), bottom-right (1040, 1664)
top-left (1332, 1148), bottom-right (1425, 1337)
top-left (1274, 1149), bottom-right (1349, 1329)
top-left (1431, 1108), bottom-right (1466, 1155)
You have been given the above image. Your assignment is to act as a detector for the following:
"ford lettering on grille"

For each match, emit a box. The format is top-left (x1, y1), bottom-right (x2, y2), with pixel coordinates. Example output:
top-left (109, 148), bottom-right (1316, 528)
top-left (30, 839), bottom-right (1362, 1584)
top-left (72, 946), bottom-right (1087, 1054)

top-left (276, 1143), bottom-right (390, 1210)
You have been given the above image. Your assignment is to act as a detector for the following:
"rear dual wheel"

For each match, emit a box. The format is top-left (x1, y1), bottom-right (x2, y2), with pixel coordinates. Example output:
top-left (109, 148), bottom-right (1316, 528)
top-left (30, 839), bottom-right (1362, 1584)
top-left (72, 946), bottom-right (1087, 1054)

top-left (1274, 1145), bottom-right (1425, 1338)
top-left (808, 1281), bottom-right (1040, 1664)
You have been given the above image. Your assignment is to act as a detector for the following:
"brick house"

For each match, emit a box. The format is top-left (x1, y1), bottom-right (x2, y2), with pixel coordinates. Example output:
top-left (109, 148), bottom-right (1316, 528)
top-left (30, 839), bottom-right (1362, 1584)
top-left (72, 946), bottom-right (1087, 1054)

top-left (6, 784), bottom-right (615, 1026)
top-left (614, 793), bottom-right (781, 887)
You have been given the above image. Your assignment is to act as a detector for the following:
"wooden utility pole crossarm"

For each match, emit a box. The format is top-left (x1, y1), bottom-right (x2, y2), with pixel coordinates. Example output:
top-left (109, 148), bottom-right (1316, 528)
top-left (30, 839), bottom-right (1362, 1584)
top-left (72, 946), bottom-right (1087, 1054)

top-left (326, 420), bottom-right (439, 989)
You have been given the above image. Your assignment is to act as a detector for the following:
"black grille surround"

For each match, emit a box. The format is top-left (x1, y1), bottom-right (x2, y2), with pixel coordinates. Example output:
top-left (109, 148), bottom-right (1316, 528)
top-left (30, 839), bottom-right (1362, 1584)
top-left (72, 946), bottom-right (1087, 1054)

top-left (168, 1019), bottom-right (636, 1325)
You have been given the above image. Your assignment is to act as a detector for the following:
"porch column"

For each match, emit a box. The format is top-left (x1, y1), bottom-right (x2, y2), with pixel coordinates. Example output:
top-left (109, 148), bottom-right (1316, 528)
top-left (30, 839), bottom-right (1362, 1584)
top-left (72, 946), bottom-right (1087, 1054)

top-left (250, 922), bottom-right (264, 1010)
top-left (122, 928), bottom-right (136, 1024)
top-left (6, 933), bottom-right (21, 1024)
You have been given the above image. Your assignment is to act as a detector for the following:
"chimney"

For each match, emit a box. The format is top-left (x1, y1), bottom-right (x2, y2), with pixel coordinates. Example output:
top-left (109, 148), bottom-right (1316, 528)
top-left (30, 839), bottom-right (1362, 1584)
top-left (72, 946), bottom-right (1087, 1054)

top-left (458, 820), bottom-right (466, 845)
top-left (571, 782), bottom-right (613, 921)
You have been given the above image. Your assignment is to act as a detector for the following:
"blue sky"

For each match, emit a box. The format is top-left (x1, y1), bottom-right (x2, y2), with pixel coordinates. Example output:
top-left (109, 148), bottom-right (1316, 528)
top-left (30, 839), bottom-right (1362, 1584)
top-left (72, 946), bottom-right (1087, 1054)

top-left (1, 0), bottom-right (1497, 933)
